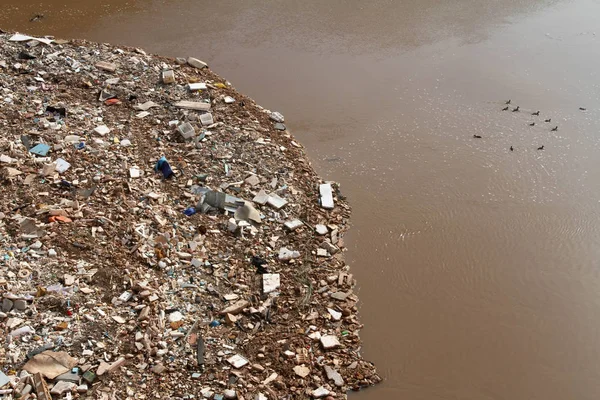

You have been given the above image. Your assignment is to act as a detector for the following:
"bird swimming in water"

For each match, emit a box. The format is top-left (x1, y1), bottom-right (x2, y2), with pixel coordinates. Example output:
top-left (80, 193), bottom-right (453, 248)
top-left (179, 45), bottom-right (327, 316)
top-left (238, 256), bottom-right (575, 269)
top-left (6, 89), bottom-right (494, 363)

top-left (529, 122), bottom-right (535, 126)
top-left (473, 135), bottom-right (482, 138)
top-left (532, 111), bottom-right (540, 116)
top-left (579, 107), bottom-right (587, 111)
top-left (551, 126), bottom-right (558, 131)
top-left (513, 106), bottom-right (520, 112)
top-left (545, 118), bottom-right (551, 123)
top-left (537, 145), bottom-right (545, 150)
top-left (506, 100), bottom-right (511, 104)
top-left (510, 146), bottom-right (514, 151)
top-left (502, 106), bottom-right (509, 111)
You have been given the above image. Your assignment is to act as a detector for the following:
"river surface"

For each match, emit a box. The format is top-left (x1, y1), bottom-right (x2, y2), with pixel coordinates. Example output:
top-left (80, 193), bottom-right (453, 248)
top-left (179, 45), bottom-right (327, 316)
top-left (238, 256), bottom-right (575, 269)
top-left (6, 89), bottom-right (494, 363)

top-left (4, 1), bottom-right (600, 399)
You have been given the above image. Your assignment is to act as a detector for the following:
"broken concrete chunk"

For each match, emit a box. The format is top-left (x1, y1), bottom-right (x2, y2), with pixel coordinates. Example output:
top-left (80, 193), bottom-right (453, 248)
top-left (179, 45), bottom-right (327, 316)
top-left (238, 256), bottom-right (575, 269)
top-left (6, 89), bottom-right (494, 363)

top-left (320, 335), bottom-right (341, 350)
top-left (270, 111), bottom-right (285, 123)
top-left (187, 57), bottom-right (208, 69)
top-left (50, 381), bottom-right (76, 396)
top-left (253, 190), bottom-right (269, 205)
top-left (312, 386), bottom-right (330, 398)
top-left (315, 224), bottom-right (328, 235)
top-left (162, 70), bottom-right (175, 84)
top-left (267, 193), bottom-right (287, 209)
top-left (319, 183), bottom-right (335, 209)
top-left (174, 101), bottom-right (211, 111)
top-left (324, 365), bottom-right (344, 387)
top-left (284, 219), bottom-right (303, 231)
top-left (278, 247), bottom-right (300, 261)
top-left (262, 273), bottom-right (280, 294)
top-left (220, 300), bottom-right (249, 315)
top-left (293, 365), bottom-right (310, 378)
top-left (95, 61), bottom-right (117, 72)
top-left (227, 354), bottom-right (249, 369)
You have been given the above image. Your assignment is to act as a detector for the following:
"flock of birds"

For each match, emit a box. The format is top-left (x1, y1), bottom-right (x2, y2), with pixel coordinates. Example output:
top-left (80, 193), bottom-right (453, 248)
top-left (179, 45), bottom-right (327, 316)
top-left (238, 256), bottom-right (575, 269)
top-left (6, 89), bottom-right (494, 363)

top-left (472, 100), bottom-right (587, 151)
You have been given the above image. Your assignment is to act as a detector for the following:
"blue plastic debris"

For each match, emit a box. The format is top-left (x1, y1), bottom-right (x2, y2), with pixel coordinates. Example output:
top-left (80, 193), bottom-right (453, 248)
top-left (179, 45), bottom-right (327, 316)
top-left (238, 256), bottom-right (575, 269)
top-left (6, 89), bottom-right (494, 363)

top-left (183, 207), bottom-right (196, 216)
top-left (209, 320), bottom-right (221, 328)
top-left (29, 143), bottom-right (50, 156)
top-left (154, 156), bottom-right (174, 179)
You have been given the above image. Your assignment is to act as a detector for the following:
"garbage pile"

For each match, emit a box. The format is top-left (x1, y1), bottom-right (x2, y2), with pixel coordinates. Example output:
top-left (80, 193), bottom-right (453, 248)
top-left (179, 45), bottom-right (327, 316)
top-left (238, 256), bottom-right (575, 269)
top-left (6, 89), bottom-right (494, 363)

top-left (0, 31), bottom-right (380, 399)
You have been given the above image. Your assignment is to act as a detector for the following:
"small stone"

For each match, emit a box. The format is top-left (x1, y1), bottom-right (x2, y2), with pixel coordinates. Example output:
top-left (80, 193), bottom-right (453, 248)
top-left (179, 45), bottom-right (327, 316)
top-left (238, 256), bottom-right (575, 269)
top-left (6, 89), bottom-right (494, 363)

top-left (293, 365), bottom-right (310, 378)
top-left (2, 298), bottom-right (13, 312)
top-left (50, 381), bottom-right (76, 395)
top-left (13, 299), bottom-right (27, 311)
top-left (151, 364), bottom-right (166, 374)
top-left (224, 389), bottom-right (237, 399)
top-left (48, 249), bottom-right (57, 257)
top-left (330, 292), bottom-right (348, 301)
top-left (312, 387), bottom-right (330, 398)
top-left (244, 174), bottom-right (260, 187)
top-left (274, 122), bottom-right (286, 131)
top-left (77, 384), bottom-right (88, 393)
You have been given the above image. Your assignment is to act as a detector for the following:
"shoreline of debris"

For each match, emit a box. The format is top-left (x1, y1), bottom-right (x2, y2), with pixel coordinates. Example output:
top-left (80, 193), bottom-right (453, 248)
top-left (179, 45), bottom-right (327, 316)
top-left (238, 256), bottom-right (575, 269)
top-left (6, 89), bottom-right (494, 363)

top-left (0, 30), bottom-right (381, 399)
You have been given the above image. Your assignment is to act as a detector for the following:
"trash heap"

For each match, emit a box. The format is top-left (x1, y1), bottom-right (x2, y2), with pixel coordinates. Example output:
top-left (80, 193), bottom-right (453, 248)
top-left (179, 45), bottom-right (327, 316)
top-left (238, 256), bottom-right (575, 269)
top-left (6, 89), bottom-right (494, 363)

top-left (0, 31), bottom-right (380, 399)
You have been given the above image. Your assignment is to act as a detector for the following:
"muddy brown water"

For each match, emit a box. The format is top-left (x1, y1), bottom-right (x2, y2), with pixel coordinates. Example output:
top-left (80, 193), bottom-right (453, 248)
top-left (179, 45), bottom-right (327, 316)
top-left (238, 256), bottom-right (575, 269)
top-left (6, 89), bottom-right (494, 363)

top-left (4, 1), bottom-right (600, 398)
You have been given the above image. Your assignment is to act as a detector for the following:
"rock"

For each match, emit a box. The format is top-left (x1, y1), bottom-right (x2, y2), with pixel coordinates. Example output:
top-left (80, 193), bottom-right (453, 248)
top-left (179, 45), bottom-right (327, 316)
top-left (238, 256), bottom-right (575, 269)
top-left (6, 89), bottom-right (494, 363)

top-left (312, 386), bottom-right (330, 398)
top-left (187, 57), bottom-right (208, 69)
top-left (327, 308), bottom-right (342, 321)
top-left (321, 241), bottom-right (339, 255)
top-left (278, 247), bottom-right (301, 261)
top-left (13, 299), bottom-right (27, 311)
top-left (324, 365), bottom-right (344, 387)
top-left (2, 298), bottom-right (13, 312)
top-left (151, 364), bottom-right (166, 374)
top-left (320, 335), bottom-right (341, 350)
top-left (77, 384), bottom-right (88, 393)
top-left (274, 122), bottom-right (286, 131)
top-left (224, 389), bottom-right (237, 399)
top-left (293, 365), bottom-right (310, 378)
top-left (330, 292), bottom-right (348, 301)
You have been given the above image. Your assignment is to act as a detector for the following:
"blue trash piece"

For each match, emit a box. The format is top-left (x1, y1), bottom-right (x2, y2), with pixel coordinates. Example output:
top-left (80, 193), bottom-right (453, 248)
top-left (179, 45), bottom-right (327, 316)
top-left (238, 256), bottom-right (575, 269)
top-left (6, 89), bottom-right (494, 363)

top-left (154, 156), bottom-right (174, 179)
top-left (209, 320), bottom-right (221, 328)
top-left (29, 143), bottom-right (50, 156)
top-left (183, 207), bottom-right (196, 216)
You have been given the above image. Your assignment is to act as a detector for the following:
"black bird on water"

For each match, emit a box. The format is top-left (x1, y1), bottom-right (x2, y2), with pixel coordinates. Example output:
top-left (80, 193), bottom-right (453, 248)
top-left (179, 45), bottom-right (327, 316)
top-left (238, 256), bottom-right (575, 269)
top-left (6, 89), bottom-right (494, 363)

top-left (551, 126), bottom-right (558, 131)
top-left (545, 118), bottom-right (551, 123)
top-left (537, 145), bottom-right (545, 150)
top-left (506, 100), bottom-right (512, 105)
top-left (513, 106), bottom-right (520, 112)
top-left (473, 135), bottom-right (482, 138)
top-left (502, 106), bottom-right (509, 111)
top-left (510, 146), bottom-right (514, 151)
top-left (579, 107), bottom-right (587, 111)
top-left (529, 122), bottom-right (536, 126)
top-left (532, 111), bottom-right (540, 116)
